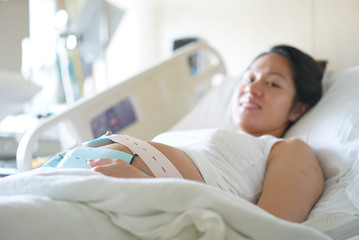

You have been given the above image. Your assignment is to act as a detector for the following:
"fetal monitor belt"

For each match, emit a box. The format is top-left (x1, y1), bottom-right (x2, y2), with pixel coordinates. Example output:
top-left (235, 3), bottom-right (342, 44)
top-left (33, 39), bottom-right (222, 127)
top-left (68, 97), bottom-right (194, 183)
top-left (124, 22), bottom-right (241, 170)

top-left (105, 134), bottom-right (183, 179)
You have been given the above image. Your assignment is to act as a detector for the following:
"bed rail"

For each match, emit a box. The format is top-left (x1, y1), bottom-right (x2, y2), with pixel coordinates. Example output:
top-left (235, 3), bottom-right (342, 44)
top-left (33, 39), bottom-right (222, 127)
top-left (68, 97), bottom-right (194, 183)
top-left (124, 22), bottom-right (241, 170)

top-left (16, 41), bottom-right (227, 171)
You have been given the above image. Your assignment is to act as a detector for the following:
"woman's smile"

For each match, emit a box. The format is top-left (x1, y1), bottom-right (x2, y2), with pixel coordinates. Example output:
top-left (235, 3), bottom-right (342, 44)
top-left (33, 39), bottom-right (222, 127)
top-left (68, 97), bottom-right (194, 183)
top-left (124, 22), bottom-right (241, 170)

top-left (239, 97), bottom-right (261, 110)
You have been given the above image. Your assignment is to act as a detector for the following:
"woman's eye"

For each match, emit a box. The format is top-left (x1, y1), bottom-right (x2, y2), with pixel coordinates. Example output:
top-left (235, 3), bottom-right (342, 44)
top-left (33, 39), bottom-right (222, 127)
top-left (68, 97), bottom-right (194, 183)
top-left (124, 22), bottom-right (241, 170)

top-left (242, 72), bottom-right (255, 83)
top-left (267, 82), bottom-right (279, 88)
top-left (245, 76), bottom-right (255, 82)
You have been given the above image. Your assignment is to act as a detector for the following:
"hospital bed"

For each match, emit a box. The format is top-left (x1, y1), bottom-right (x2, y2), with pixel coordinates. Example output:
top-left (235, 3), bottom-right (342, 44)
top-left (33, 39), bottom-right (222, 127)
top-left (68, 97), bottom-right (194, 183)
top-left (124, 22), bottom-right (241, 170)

top-left (1, 41), bottom-right (358, 240)
top-left (16, 41), bottom-right (226, 171)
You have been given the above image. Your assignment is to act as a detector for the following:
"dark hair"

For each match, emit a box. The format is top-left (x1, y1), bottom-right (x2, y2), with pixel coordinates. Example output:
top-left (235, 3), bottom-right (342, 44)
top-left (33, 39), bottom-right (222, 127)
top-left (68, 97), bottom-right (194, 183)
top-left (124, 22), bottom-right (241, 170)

top-left (256, 45), bottom-right (324, 109)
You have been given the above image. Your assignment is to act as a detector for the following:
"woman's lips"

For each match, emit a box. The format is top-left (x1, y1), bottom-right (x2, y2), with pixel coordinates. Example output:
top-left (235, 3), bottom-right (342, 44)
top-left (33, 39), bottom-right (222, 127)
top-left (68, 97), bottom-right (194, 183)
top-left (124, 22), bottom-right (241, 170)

top-left (239, 98), bottom-right (261, 110)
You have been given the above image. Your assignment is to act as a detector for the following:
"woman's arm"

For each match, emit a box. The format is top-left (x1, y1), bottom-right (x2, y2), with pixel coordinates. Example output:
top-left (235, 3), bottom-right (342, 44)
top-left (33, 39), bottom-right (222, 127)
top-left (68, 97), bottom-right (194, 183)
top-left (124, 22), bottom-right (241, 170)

top-left (256, 139), bottom-right (324, 223)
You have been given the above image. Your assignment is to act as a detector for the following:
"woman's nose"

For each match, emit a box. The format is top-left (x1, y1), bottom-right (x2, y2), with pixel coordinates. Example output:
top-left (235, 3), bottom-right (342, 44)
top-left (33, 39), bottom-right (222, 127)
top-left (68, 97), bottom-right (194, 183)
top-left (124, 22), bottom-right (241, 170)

top-left (244, 80), bottom-right (262, 96)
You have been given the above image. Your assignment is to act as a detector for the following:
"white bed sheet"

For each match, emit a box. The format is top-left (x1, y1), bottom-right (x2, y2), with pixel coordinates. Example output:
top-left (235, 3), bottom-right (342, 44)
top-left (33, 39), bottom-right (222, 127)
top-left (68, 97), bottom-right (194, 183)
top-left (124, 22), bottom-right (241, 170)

top-left (0, 168), bottom-right (329, 240)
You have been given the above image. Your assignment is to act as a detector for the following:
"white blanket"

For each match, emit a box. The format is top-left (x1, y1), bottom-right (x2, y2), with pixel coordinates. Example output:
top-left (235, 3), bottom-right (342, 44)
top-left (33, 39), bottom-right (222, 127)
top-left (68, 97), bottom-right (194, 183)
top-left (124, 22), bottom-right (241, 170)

top-left (0, 168), bottom-right (329, 240)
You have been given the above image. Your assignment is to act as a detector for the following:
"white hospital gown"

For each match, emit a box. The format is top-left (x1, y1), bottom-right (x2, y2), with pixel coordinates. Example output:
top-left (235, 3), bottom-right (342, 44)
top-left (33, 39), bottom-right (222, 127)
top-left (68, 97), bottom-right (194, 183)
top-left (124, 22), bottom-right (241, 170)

top-left (153, 128), bottom-right (282, 203)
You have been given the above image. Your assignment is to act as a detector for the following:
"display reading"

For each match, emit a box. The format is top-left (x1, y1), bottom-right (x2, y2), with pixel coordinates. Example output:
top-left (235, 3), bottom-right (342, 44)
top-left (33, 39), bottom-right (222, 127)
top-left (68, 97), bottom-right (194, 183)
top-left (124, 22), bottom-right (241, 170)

top-left (91, 97), bottom-right (137, 138)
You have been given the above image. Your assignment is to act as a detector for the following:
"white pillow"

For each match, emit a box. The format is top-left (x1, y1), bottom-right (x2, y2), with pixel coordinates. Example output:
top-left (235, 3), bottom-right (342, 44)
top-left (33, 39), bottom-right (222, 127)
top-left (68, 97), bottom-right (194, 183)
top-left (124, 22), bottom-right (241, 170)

top-left (171, 76), bottom-right (238, 131)
top-left (288, 66), bottom-right (359, 218)
top-left (285, 66), bottom-right (359, 181)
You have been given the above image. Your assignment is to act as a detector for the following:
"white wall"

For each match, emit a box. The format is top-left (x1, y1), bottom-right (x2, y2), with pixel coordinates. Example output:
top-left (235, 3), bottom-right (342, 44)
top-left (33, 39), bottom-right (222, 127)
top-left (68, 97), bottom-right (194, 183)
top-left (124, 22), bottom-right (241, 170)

top-left (156, 0), bottom-right (359, 75)
top-left (0, 0), bottom-right (29, 73)
top-left (314, 0), bottom-right (359, 71)
top-left (158, 0), bottom-right (314, 76)
top-left (106, 0), bottom-right (161, 85)
top-left (107, 0), bottom-right (359, 83)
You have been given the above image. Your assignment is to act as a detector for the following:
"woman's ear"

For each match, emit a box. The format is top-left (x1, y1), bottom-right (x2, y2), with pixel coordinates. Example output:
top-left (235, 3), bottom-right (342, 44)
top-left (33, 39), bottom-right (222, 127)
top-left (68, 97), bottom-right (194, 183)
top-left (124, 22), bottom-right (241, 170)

top-left (288, 102), bottom-right (309, 121)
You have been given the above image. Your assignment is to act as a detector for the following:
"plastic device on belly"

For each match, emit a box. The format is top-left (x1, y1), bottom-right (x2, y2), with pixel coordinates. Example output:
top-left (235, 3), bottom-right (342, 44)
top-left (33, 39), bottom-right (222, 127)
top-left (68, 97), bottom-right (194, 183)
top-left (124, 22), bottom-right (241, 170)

top-left (43, 137), bottom-right (134, 169)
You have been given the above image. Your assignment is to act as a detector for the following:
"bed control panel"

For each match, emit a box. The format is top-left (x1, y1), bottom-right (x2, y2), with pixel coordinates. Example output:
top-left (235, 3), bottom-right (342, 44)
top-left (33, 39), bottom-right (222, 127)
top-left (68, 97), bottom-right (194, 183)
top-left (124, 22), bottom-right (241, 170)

top-left (303, 212), bottom-right (359, 240)
top-left (90, 97), bottom-right (137, 138)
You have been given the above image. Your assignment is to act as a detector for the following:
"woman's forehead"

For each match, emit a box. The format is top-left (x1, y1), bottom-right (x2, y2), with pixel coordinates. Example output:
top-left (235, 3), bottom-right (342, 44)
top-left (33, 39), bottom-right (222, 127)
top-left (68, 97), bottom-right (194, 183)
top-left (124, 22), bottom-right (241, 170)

top-left (251, 53), bottom-right (290, 70)
top-left (249, 53), bottom-right (293, 79)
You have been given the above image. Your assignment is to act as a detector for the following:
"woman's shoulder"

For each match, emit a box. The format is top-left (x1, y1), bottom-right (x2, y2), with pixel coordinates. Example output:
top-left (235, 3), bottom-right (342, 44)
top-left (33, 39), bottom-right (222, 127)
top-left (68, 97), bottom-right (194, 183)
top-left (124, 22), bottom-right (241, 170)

top-left (269, 138), bottom-right (319, 166)
top-left (273, 138), bottom-right (311, 151)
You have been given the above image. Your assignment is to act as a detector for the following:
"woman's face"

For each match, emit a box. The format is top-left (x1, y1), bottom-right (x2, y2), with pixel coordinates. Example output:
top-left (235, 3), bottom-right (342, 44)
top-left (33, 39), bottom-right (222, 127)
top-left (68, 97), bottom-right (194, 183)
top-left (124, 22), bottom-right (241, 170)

top-left (232, 53), bottom-right (301, 137)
